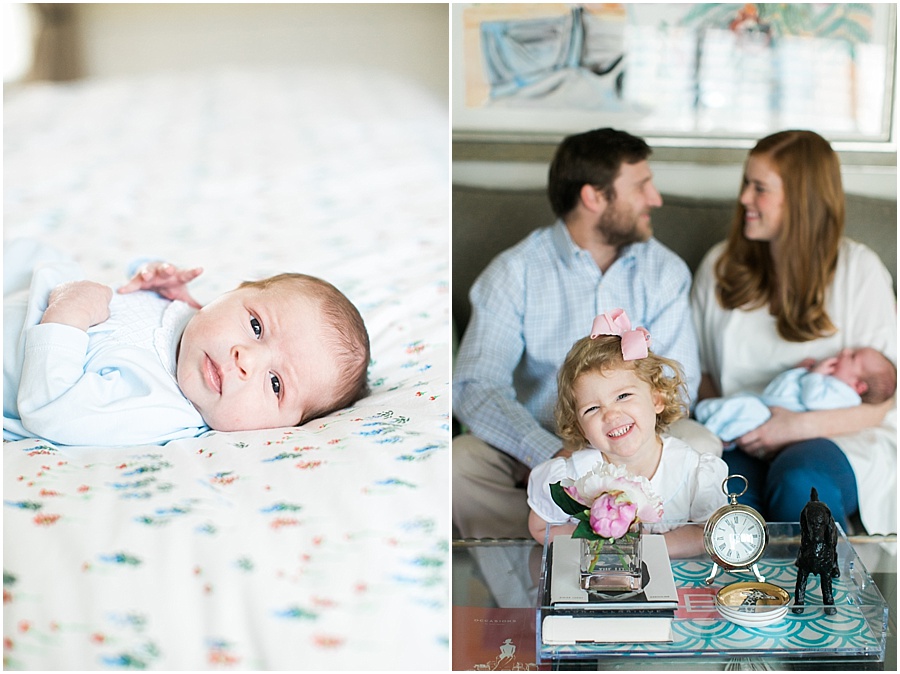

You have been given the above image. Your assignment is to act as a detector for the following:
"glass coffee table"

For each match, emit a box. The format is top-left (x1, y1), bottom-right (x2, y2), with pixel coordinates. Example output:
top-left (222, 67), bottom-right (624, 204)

top-left (452, 525), bottom-right (896, 671)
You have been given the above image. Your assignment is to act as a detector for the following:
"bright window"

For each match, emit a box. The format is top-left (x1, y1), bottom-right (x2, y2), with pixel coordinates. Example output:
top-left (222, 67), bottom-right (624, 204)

top-left (4, 3), bottom-right (31, 83)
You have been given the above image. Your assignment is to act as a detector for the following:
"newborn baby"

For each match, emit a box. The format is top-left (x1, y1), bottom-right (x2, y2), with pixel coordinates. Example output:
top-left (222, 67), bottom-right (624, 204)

top-left (696, 347), bottom-right (896, 444)
top-left (4, 241), bottom-right (369, 446)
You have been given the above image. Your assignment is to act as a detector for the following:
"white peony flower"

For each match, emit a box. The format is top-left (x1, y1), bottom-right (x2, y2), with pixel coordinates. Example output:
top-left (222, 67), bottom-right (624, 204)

top-left (561, 461), bottom-right (663, 524)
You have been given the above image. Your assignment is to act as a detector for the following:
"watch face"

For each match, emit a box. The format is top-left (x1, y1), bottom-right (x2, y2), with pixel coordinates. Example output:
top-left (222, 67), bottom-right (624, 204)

top-left (706, 509), bottom-right (766, 568)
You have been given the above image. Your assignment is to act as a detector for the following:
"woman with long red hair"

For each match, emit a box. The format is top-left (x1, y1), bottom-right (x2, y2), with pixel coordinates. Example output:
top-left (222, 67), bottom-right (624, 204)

top-left (692, 129), bottom-right (896, 535)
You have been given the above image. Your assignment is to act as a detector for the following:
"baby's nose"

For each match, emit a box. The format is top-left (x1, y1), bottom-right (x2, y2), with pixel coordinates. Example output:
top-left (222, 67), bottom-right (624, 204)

top-left (232, 345), bottom-right (258, 378)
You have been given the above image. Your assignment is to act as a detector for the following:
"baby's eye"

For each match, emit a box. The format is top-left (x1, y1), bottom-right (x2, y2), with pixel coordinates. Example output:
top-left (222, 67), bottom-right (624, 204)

top-left (617, 393), bottom-right (631, 401)
top-left (250, 316), bottom-right (262, 338)
top-left (269, 373), bottom-right (281, 397)
top-left (582, 406), bottom-right (598, 416)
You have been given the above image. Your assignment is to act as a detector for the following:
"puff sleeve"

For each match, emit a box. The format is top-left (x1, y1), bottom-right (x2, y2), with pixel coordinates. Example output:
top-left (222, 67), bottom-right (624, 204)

top-left (526, 457), bottom-right (571, 525)
top-left (527, 449), bottom-right (607, 525)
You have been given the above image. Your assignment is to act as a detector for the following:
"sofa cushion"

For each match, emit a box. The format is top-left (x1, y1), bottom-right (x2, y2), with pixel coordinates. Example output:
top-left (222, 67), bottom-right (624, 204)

top-left (452, 184), bottom-right (896, 334)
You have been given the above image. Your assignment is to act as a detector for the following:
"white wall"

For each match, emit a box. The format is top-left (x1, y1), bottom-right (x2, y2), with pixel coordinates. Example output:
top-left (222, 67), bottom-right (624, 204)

top-left (74, 3), bottom-right (448, 103)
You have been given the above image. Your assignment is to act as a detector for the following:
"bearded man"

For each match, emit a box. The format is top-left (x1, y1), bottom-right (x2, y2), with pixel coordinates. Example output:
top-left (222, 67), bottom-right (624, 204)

top-left (453, 127), bottom-right (720, 539)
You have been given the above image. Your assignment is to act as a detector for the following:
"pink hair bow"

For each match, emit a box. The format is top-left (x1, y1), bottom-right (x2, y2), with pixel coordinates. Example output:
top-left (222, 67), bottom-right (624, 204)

top-left (590, 309), bottom-right (651, 361)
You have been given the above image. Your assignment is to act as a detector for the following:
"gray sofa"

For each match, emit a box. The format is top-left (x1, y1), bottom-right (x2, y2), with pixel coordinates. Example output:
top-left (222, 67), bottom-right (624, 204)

top-left (453, 184), bottom-right (897, 336)
top-left (452, 183), bottom-right (897, 534)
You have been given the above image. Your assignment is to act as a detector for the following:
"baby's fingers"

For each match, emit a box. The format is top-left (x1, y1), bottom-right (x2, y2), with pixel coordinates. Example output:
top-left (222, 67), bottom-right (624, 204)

top-left (141, 263), bottom-right (201, 286)
top-left (119, 262), bottom-right (165, 294)
top-left (811, 357), bottom-right (838, 375)
top-left (117, 276), bottom-right (143, 294)
top-left (118, 263), bottom-right (201, 294)
top-left (173, 266), bottom-right (203, 284)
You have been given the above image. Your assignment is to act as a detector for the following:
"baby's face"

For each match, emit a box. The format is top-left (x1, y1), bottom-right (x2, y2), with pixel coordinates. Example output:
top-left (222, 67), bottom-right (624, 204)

top-left (176, 284), bottom-right (340, 432)
top-left (831, 347), bottom-right (877, 390)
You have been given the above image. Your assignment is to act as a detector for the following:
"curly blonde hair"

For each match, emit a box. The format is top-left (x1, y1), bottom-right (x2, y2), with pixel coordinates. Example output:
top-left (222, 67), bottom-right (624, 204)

top-left (555, 335), bottom-right (687, 450)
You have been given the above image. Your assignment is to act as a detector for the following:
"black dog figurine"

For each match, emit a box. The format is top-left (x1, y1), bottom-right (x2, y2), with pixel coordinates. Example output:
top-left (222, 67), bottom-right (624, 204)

top-left (793, 487), bottom-right (840, 615)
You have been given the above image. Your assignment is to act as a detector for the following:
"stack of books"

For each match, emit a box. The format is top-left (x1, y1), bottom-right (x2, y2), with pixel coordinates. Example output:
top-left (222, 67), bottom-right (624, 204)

top-left (541, 534), bottom-right (678, 645)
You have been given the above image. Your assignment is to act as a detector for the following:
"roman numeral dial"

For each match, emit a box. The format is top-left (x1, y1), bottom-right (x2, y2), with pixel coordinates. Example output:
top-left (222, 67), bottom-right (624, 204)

top-left (703, 475), bottom-right (769, 584)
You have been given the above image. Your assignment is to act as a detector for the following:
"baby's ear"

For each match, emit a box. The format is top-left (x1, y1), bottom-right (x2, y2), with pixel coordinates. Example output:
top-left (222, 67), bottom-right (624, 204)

top-left (855, 381), bottom-right (869, 396)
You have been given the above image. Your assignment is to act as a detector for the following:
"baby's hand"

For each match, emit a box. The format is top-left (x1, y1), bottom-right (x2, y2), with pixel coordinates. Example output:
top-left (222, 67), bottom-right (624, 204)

top-left (41, 281), bottom-right (113, 332)
top-left (810, 357), bottom-right (837, 376)
top-left (118, 261), bottom-right (203, 309)
top-left (797, 358), bottom-right (818, 371)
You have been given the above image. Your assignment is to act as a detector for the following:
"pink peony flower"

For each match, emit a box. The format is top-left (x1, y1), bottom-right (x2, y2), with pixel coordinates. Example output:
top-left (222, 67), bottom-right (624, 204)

top-left (589, 493), bottom-right (638, 539)
top-left (560, 462), bottom-right (664, 537)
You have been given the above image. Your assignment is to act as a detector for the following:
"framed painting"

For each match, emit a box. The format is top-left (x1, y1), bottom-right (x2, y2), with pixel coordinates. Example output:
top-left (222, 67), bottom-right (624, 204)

top-left (453, 3), bottom-right (896, 153)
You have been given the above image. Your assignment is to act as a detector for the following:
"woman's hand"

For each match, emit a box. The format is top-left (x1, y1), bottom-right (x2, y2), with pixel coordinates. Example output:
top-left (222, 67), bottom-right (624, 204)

top-left (736, 406), bottom-right (801, 459)
top-left (738, 399), bottom-right (895, 460)
top-left (118, 262), bottom-right (203, 309)
top-left (41, 281), bottom-right (113, 332)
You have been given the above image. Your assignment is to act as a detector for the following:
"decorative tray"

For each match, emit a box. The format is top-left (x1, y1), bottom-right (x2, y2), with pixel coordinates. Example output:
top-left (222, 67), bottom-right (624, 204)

top-left (537, 522), bottom-right (888, 665)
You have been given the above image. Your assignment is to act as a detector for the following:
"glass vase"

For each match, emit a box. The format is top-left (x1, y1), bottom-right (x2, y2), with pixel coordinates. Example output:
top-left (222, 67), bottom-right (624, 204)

top-left (579, 523), bottom-right (643, 592)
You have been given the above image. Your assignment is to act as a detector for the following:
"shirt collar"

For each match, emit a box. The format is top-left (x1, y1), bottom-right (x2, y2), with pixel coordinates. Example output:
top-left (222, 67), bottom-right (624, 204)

top-left (551, 220), bottom-right (584, 265)
top-left (155, 300), bottom-right (197, 379)
top-left (551, 220), bottom-right (641, 270)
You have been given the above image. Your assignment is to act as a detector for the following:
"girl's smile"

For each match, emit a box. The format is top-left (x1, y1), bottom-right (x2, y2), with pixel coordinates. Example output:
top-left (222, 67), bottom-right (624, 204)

top-left (573, 367), bottom-right (664, 477)
top-left (607, 422), bottom-right (634, 439)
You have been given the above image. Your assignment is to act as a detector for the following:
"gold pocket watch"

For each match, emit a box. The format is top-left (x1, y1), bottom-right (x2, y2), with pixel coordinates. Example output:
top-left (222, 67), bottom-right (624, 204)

top-left (703, 475), bottom-right (769, 585)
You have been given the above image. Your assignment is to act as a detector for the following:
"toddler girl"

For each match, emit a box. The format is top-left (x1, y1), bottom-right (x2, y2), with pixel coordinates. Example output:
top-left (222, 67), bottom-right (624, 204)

top-left (527, 310), bottom-right (728, 557)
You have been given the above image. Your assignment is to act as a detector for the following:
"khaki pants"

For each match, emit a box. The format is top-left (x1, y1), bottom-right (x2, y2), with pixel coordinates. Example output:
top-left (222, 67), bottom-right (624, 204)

top-left (452, 418), bottom-right (722, 539)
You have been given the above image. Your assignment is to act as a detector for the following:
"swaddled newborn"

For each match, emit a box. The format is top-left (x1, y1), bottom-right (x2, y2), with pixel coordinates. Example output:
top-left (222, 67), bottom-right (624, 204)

top-left (4, 240), bottom-right (369, 446)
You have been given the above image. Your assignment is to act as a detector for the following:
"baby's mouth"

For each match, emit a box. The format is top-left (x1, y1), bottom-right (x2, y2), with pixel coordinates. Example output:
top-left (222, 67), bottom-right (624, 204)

top-left (607, 423), bottom-right (633, 439)
top-left (204, 355), bottom-right (222, 394)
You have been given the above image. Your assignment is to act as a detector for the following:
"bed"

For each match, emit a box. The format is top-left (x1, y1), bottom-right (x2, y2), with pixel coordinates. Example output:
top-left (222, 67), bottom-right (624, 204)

top-left (3, 68), bottom-right (449, 670)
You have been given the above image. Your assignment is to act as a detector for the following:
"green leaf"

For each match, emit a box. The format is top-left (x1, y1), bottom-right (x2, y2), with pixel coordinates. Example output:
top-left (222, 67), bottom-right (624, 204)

top-left (549, 481), bottom-right (587, 517)
top-left (571, 520), bottom-right (596, 540)
top-left (572, 509), bottom-right (590, 523)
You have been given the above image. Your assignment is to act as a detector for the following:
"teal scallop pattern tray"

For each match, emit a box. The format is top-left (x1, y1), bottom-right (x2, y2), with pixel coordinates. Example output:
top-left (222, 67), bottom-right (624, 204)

top-left (540, 535), bottom-right (888, 662)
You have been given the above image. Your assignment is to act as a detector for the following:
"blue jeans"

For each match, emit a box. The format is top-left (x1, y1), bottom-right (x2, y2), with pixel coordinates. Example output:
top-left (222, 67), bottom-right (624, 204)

top-left (722, 438), bottom-right (859, 531)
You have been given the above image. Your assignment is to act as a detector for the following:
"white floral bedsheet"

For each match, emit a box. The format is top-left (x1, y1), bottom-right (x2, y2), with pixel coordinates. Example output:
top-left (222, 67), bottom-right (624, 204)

top-left (3, 68), bottom-right (449, 670)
